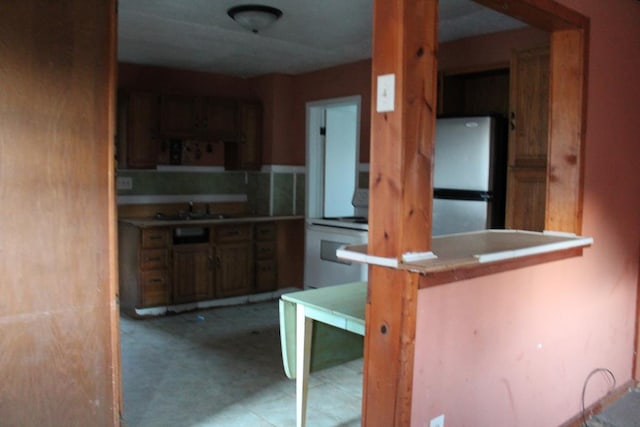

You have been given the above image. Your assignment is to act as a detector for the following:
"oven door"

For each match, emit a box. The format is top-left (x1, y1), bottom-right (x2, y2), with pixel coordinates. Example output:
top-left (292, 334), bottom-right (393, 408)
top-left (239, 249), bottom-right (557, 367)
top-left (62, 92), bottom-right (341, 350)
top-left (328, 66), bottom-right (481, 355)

top-left (304, 223), bottom-right (368, 288)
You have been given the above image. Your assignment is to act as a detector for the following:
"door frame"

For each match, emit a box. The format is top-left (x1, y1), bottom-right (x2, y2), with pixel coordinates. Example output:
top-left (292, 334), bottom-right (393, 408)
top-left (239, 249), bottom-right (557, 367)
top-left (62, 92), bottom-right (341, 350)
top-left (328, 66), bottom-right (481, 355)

top-left (305, 95), bottom-right (362, 219)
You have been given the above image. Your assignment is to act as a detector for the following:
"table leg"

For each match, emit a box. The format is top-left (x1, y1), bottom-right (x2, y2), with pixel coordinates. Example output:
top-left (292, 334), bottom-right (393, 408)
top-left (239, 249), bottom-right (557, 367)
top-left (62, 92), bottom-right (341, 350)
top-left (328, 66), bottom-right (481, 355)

top-left (296, 304), bottom-right (313, 427)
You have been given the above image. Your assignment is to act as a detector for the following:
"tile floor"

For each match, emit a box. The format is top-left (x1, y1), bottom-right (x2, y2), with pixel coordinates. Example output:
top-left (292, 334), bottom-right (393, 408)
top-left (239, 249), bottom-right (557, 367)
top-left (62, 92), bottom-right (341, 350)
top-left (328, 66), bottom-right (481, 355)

top-left (120, 301), bottom-right (363, 427)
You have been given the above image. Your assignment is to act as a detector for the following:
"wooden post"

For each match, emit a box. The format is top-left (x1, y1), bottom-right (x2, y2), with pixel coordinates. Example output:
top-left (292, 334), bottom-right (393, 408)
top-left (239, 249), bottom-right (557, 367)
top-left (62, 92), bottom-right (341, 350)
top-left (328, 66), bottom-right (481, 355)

top-left (364, 0), bottom-right (438, 425)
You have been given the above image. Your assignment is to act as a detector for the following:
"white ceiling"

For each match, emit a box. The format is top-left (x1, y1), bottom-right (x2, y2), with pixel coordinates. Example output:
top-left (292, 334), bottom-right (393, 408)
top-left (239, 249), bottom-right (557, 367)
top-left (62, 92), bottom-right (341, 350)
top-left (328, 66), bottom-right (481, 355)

top-left (117, 0), bottom-right (527, 78)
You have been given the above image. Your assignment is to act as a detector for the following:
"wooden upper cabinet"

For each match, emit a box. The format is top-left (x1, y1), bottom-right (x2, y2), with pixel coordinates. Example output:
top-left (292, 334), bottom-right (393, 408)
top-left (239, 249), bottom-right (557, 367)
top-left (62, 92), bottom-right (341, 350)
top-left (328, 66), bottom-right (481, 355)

top-left (159, 94), bottom-right (197, 137)
top-left (200, 98), bottom-right (238, 140)
top-left (125, 92), bottom-right (160, 169)
top-left (506, 46), bottom-right (550, 231)
top-left (508, 46), bottom-right (550, 167)
top-left (224, 101), bottom-right (263, 170)
top-left (159, 95), bottom-right (238, 141)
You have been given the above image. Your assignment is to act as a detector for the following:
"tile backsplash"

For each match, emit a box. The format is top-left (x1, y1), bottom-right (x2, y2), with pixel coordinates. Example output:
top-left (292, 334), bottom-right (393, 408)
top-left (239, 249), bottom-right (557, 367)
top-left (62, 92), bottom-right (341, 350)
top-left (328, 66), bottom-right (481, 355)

top-left (117, 166), bottom-right (306, 217)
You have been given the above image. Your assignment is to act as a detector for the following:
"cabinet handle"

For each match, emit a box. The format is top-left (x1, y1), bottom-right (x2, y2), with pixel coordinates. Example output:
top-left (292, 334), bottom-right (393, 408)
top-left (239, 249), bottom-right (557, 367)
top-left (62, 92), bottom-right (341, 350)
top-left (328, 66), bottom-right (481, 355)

top-left (216, 256), bottom-right (221, 268)
top-left (149, 278), bottom-right (163, 284)
top-left (149, 236), bottom-right (163, 240)
top-left (510, 111), bottom-right (516, 130)
top-left (145, 257), bottom-right (161, 262)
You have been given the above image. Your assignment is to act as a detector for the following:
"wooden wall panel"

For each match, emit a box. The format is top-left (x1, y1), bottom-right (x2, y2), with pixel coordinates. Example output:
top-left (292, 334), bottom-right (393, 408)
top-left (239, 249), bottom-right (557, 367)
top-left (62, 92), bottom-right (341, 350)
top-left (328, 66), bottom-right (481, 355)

top-left (0, 1), bottom-right (119, 425)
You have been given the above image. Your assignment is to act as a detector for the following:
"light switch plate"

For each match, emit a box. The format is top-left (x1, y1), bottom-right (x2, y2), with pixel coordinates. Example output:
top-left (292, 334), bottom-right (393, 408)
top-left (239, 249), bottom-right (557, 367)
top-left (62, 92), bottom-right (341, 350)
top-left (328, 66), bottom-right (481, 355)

top-left (376, 73), bottom-right (395, 112)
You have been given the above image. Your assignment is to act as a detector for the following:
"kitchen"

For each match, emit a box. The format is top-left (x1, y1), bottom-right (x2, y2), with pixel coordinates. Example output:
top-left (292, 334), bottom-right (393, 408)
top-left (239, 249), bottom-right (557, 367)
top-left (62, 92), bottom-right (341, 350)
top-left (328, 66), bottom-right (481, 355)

top-left (114, 1), bottom-right (560, 425)
top-left (2, 0), bottom-right (639, 426)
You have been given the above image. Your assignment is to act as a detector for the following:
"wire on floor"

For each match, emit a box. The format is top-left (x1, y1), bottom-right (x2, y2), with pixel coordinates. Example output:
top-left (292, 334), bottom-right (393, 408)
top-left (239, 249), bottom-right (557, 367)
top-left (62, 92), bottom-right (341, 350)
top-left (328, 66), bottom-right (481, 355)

top-left (581, 367), bottom-right (616, 427)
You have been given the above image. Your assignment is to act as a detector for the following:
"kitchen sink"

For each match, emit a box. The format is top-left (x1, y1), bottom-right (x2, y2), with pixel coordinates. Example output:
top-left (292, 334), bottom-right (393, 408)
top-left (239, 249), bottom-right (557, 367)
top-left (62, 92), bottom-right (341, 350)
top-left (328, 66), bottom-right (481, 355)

top-left (155, 212), bottom-right (234, 221)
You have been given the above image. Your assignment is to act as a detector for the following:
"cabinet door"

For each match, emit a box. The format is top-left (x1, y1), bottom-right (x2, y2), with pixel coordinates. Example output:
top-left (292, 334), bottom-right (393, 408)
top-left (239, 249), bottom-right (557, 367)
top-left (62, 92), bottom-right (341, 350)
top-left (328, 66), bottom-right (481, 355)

top-left (506, 46), bottom-right (549, 230)
top-left (255, 260), bottom-right (277, 292)
top-left (200, 98), bottom-right (238, 140)
top-left (509, 46), bottom-right (550, 167)
top-left (140, 269), bottom-right (169, 307)
top-left (160, 94), bottom-right (198, 137)
top-left (172, 244), bottom-right (214, 304)
top-left (505, 167), bottom-right (546, 231)
top-left (126, 92), bottom-right (160, 168)
top-left (225, 101), bottom-right (262, 170)
top-left (215, 242), bottom-right (253, 297)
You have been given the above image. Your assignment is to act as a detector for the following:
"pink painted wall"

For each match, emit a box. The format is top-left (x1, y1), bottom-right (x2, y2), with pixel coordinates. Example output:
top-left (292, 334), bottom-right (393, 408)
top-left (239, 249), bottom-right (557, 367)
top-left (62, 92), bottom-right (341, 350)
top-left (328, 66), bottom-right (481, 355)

top-left (289, 60), bottom-right (373, 165)
top-left (411, 1), bottom-right (640, 426)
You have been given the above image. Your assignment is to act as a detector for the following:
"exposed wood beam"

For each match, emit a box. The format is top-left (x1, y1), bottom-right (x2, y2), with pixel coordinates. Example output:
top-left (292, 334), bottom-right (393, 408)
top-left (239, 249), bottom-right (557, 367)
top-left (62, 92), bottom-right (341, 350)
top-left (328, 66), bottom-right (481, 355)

top-left (364, 0), bottom-right (437, 425)
top-left (473, 0), bottom-right (589, 32)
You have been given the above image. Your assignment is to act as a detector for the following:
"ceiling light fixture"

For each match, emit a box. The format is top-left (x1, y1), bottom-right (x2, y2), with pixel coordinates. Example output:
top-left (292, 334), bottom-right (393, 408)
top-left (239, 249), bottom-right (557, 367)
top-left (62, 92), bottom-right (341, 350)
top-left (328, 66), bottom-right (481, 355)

top-left (227, 4), bottom-right (283, 34)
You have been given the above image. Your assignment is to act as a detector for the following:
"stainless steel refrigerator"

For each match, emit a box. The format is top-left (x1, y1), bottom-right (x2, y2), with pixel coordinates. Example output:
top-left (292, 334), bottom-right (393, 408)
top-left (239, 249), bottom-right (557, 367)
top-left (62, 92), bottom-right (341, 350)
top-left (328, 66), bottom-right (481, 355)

top-left (433, 116), bottom-right (507, 236)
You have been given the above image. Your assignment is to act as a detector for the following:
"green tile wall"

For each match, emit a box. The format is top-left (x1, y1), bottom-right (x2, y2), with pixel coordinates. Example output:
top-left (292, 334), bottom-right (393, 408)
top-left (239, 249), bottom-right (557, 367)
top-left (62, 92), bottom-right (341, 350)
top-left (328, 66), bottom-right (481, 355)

top-left (272, 173), bottom-right (294, 216)
top-left (117, 171), bottom-right (247, 195)
top-left (117, 169), bottom-right (306, 217)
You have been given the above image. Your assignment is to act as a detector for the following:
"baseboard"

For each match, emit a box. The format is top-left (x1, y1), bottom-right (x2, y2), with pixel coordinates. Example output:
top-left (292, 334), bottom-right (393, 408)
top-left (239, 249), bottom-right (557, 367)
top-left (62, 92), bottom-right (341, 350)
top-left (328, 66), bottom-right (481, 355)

top-left (558, 379), bottom-right (638, 427)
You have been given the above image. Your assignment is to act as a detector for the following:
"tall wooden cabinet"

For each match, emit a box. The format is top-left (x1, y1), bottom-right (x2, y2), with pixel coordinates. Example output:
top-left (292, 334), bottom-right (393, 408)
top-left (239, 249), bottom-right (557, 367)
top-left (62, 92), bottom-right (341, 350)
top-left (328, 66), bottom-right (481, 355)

top-left (506, 46), bottom-right (550, 231)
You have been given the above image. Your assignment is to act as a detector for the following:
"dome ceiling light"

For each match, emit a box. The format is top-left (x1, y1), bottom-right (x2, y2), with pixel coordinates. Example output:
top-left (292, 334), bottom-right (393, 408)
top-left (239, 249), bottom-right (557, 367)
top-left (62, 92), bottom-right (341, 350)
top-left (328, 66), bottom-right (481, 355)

top-left (227, 4), bottom-right (283, 34)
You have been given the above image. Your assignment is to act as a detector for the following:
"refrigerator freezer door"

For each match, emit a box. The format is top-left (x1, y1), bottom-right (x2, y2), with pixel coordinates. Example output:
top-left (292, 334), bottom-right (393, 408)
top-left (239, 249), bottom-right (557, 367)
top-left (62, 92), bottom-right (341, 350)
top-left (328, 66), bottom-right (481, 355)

top-left (432, 198), bottom-right (490, 236)
top-left (434, 117), bottom-right (494, 191)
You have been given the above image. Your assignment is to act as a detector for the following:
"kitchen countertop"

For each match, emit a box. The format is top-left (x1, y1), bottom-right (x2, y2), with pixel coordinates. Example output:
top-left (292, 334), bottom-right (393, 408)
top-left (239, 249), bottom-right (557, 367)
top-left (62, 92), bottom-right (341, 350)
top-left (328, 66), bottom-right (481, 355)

top-left (337, 229), bottom-right (593, 286)
top-left (119, 215), bottom-right (305, 228)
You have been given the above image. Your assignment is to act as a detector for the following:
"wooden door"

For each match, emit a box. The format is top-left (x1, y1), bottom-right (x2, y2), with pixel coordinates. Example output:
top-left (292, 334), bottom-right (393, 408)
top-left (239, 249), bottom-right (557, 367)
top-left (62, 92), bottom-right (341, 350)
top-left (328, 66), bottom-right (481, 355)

top-left (0, 1), bottom-right (120, 425)
top-left (506, 46), bottom-right (550, 231)
top-left (172, 244), bottom-right (214, 304)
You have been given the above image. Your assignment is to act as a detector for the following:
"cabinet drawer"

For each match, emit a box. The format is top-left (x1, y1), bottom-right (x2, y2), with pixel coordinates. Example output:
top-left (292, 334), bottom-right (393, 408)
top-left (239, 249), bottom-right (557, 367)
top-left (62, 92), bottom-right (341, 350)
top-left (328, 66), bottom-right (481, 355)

top-left (140, 249), bottom-right (169, 270)
top-left (140, 270), bottom-right (169, 307)
top-left (255, 260), bottom-right (277, 292)
top-left (215, 224), bottom-right (251, 242)
top-left (255, 241), bottom-right (276, 260)
top-left (141, 228), bottom-right (169, 248)
top-left (254, 222), bottom-right (276, 240)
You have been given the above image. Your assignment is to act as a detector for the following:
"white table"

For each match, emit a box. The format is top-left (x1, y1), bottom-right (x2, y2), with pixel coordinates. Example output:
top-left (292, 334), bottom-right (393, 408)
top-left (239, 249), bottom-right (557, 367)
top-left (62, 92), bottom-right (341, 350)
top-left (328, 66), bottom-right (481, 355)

top-left (279, 282), bottom-right (366, 427)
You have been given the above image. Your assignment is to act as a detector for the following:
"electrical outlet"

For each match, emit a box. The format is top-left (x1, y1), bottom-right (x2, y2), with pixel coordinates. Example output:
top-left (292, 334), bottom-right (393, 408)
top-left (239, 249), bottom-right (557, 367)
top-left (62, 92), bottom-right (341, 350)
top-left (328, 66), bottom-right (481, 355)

top-left (117, 176), bottom-right (133, 190)
top-left (429, 414), bottom-right (445, 427)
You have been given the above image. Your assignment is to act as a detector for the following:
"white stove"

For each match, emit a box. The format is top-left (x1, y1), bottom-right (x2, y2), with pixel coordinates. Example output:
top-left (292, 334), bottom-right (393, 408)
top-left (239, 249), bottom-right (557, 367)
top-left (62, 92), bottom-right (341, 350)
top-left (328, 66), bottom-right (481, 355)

top-left (303, 188), bottom-right (369, 288)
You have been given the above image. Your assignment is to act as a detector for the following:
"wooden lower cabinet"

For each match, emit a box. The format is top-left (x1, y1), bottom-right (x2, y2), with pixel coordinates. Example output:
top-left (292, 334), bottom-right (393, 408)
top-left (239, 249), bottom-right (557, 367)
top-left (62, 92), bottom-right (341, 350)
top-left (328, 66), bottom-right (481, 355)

top-left (214, 241), bottom-right (253, 297)
top-left (213, 223), bottom-right (253, 297)
top-left (140, 269), bottom-right (170, 307)
top-left (118, 219), bottom-right (302, 315)
top-left (172, 243), bottom-right (214, 304)
top-left (254, 222), bottom-right (277, 292)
